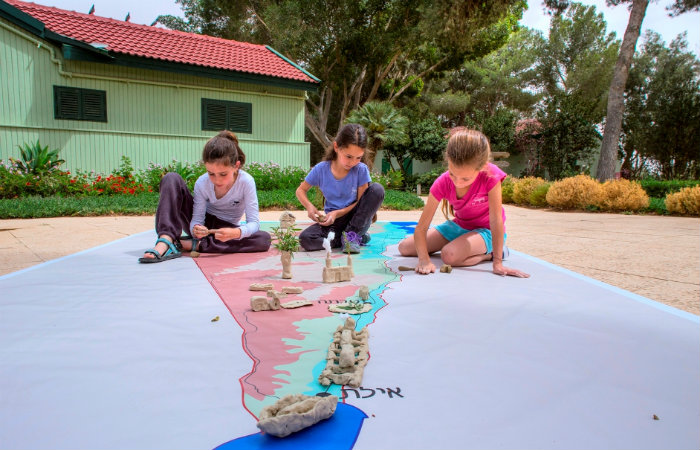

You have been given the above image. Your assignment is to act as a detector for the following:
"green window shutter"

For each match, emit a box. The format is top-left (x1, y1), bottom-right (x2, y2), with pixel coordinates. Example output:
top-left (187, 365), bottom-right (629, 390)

top-left (202, 98), bottom-right (252, 134)
top-left (54, 87), bottom-right (81, 120)
top-left (54, 86), bottom-right (107, 122)
top-left (82, 89), bottom-right (107, 122)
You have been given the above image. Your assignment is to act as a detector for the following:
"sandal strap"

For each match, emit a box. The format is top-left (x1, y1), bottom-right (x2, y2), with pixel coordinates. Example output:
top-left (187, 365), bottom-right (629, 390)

top-left (155, 237), bottom-right (180, 256)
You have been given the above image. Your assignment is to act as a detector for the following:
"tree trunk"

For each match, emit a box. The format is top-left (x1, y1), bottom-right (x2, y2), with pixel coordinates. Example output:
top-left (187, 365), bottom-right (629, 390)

top-left (596, 0), bottom-right (648, 181)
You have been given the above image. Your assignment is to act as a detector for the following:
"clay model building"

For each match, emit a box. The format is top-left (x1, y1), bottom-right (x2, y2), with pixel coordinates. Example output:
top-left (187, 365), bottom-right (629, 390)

top-left (322, 254), bottom-right (354, 283)
top-left (279, 211), bottom-right (296, 230)
top-left (267, 290), bottom-right (287, 301)
top-left (318, 317), bottom-right (369, 387)
top-left (249, 283), bottom-right (274, 291)
top-left (358, 285), bottom-right (369, 300)
top-left (256, 394), bottom-right (338, 438)
top-left (251, 296), bottom-right (281, 311)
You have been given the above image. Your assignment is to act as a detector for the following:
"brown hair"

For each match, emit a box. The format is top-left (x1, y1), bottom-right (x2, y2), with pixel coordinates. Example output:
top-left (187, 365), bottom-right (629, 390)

top-left (322, 123), bottom-right (368, 162)
top-left (441, 127), bottom-right (492, 220)
top-left (202, 130), bottom-right (246, 166)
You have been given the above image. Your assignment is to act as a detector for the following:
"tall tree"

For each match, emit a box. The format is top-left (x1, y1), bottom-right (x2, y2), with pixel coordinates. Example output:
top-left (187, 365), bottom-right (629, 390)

top-left (543, 1), bottom-right (699, 180)
top-left (427, 27), bottom-right (544, 126)
top-left (622, 32), bottom-right (700, 179)
top-left (536, 2), bottom-right (619, 179)
top-left (595, 0), bottom-right (649, 181)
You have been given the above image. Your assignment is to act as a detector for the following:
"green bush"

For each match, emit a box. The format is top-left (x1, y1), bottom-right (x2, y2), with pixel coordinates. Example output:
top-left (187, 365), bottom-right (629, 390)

top-left (512, 177), bottom-right (548, 206)
top-left (414, 168), bottom-right (444, 191)
top-left (373, 170), bottom-right (404, 190)
top-left (638, 178), bottom-right (700, 198)
top-left (529, 183), bottom-right (551, 207)
top-left (501, 176), bottom-right (515, 203)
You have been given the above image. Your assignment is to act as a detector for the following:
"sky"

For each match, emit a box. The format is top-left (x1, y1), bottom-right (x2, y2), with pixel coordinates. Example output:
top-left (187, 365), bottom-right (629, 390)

top-left (41, 0), bottom-right (700, 56)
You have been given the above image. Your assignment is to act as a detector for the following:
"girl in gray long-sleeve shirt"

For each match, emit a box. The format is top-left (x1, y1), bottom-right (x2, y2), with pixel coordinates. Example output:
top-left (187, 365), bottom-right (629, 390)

top-left (139, 131), bottom-right (271, 263)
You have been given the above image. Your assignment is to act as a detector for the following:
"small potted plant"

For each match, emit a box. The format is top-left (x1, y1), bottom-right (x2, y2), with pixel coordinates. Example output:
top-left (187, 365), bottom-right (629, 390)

top-left (272, 225), bottom-right (300, 279)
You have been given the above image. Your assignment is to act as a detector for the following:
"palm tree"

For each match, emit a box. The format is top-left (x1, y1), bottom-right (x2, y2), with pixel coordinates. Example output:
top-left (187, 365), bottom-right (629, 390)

top-left (345, 102), bottom-right (409, 168)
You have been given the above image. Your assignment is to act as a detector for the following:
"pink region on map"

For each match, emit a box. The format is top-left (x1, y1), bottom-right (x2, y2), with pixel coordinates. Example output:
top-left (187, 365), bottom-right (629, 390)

top-left (194, 250), bottom-right (356, 402)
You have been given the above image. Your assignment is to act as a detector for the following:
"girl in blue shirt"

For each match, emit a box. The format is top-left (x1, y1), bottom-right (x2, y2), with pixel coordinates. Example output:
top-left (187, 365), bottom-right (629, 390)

top-left (295, 124), bottom-right (384, 253)
top-left (139, 131), bottom-right (271, 263)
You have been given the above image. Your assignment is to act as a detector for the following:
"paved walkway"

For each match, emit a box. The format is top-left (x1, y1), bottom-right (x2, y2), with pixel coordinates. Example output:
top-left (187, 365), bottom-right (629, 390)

top-left (1, 206), bottom-right (698, 315)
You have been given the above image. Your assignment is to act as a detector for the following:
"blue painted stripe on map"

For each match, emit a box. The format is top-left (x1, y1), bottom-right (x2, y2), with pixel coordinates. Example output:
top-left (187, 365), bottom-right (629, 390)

top-left (513, 249), bottom-right (699, 323)
top-left (0, 230), bottom-right (155, 281)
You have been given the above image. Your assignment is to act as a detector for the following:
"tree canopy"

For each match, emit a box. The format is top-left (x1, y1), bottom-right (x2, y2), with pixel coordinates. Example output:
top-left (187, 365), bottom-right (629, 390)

top-left (158, 0), bottom-right (526, 148)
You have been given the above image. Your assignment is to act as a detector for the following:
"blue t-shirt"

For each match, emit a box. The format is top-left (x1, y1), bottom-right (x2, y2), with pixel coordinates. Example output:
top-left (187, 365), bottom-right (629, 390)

top-left (304, 161), bottom-right (371, 212)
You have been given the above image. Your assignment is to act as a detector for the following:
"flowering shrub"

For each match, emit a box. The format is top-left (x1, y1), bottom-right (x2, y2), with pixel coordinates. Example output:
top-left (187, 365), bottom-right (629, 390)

top-left (246, 161), bottom-right (306, 190)
top-left (0, 159), bottom-right (83, 198)
top-left (85, 174), bottom-right (153, 196)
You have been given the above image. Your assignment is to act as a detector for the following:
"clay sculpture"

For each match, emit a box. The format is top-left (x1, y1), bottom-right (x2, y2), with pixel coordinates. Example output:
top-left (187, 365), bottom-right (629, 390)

top-left (279, 211), bottom-right (296, 230)
top-left (249, 283), bottom-right (274, 291)
top-left (281, 286), bottom-right (304, 294)
top-left (328, 301), bottom-right (372, 314)
top-left (280, 300), bottom-right (313, 309)
top-left (318, 317), bottom-right (369, 387)
top-left (251, 296), bottom-right (281, 311)
top-left (256, 394), bottom-right (338, 438)
top-left (358, 285), bottom-right (369, 300)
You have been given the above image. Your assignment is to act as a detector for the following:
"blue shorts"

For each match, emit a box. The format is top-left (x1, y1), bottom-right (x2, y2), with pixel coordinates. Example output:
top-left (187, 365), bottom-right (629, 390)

top-left (433, 220), bottom-right (506, 254)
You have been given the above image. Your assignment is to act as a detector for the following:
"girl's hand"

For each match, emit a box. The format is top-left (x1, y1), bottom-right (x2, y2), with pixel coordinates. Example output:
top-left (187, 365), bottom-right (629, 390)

top-left (192, 224), bottom-right (208, 239)
top-left (214, 227), bottom-right (241, 242)
top-left (319, 210), bottom-right (338, 226)
top-left (415, 259), bottom-right (436, 275)
top-left (493, 262), bottom-right (530, 278)
top-left (307, 207), bottom-right (320, 222)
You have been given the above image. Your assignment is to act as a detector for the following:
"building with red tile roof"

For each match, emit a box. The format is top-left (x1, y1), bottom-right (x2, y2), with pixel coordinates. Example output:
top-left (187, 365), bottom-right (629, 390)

top-left (0, 0), bottom-right (318, 173)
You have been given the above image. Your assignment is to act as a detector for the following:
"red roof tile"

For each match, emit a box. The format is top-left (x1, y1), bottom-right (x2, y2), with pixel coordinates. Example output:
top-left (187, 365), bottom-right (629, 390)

top-left (5, 0), bottom-right (317, 85)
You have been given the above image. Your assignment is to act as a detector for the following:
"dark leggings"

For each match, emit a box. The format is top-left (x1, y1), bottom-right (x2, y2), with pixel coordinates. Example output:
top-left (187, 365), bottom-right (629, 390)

top-left (299, 182), bottom-right (384, 251)
top-left (154, 172), bottom-right (270, 253)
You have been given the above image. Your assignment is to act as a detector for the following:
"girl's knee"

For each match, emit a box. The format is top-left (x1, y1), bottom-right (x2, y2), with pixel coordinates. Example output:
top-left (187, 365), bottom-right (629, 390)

top-left (369, 182), bottom-right (385, 199)
top-left (397, 238), bottom-right (415, 256)
top-left (440, 247), bottom-right (461, 266)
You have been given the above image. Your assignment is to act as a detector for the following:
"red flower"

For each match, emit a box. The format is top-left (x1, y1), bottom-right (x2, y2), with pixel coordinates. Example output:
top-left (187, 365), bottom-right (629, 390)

top-left (129, 188), bottom-right (135, 194)
top-left (70, 179), bottom-right (76, 184)
top-left (26, 182), bottom-right (32, 186)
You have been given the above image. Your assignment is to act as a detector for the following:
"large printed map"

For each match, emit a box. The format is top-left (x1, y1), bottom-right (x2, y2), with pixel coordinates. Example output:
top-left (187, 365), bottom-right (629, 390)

top-left (193, 222), bottom-right (414, 448)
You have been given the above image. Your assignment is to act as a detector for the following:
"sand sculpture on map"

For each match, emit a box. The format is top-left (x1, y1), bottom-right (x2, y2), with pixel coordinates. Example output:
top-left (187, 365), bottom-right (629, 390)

top-left (251, 296), bottom-right (281, 311)
top-left (318, 317), bottom-right (369, 387)
top-left (279, 211), bottom-right (296, 230)
top-left (249, 283), bottom-right (274, 291)
top-left (321, 232), bottom-right (354, 283)
top-left (256, 394), bottom-right (338, 438)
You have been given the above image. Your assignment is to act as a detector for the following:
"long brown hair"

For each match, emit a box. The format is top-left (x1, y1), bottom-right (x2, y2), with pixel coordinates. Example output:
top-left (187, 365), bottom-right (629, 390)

top-left (202, 130), bottom-right (246, 166)
top-left (441, 127), bottom-right (492, 220)
top-left (322, 123), bottom-right (369, 163)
